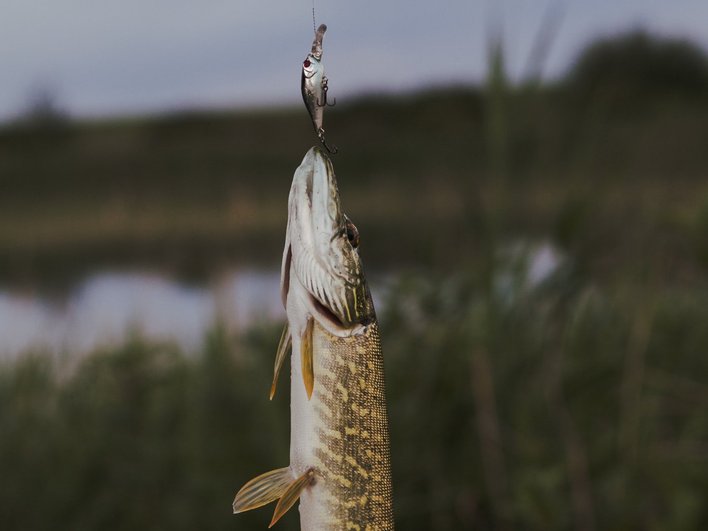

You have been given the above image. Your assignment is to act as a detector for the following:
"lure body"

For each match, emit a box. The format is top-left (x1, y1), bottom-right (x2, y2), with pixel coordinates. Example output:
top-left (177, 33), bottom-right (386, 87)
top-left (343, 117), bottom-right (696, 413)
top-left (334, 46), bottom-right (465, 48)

top-left (302, 24), bottom-right (337, 153)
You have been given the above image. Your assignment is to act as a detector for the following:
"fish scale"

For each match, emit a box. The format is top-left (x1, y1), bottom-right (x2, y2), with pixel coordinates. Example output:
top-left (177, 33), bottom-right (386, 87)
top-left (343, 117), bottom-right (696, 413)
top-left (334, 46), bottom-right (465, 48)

top-left (308, 320), bottom-right (394, 530)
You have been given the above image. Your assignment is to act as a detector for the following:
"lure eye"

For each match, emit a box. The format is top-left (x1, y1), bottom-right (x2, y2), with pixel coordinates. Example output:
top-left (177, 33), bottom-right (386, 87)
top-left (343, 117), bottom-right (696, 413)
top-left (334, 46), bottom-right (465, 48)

top-left (345, 218), bottom-right (360, 248)
top-left (303, 59), bottom-right (311, 68)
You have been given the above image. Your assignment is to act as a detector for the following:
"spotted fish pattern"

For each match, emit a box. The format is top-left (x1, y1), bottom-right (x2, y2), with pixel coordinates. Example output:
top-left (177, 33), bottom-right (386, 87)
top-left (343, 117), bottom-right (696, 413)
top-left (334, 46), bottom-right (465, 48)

top-left (307, 320), bottom-right (394, 530)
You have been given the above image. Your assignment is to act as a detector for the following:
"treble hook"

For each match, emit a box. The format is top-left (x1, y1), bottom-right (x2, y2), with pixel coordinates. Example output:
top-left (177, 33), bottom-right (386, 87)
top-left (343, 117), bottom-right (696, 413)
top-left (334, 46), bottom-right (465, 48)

top-left (317, 77), bottom-right (337, 108)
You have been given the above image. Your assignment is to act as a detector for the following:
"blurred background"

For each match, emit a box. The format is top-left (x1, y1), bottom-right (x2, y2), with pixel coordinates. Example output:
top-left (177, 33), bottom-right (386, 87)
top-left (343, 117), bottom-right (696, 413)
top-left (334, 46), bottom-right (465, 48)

top-left (2, 1), bottom-right (708, 529)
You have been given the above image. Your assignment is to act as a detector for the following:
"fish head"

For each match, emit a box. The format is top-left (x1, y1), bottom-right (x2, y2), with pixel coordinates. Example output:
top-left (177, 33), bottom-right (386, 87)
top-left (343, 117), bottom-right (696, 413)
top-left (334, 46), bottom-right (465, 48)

top-left (301, 24), bottom-right (325, 82)
top-left (302, 54), bottom-right (319, 80)
top-left (281, 147), bottom-right (374, 335)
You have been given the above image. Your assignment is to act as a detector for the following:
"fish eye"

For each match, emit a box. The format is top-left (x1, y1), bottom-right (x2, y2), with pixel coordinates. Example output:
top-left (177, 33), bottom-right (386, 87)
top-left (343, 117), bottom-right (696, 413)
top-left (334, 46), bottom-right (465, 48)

top-left (345, 218), bottom-right (360, 248)
top-left (303, 59), bottom-right (311, 68)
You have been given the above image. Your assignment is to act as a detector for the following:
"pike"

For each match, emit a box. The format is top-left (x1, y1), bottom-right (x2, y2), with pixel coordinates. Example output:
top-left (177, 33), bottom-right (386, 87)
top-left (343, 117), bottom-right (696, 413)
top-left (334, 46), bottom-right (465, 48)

top-left (233, 147), bottom-right (394, 530)
top-left (302, 24), bottom-right (338, 154)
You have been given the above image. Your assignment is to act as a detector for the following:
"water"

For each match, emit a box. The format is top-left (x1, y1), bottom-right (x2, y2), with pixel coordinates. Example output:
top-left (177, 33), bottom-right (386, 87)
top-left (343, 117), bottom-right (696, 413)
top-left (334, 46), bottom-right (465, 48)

top-left (0, 269), bottom-right (284, 359)
top-left (0, 241), bottom-right (563, 359)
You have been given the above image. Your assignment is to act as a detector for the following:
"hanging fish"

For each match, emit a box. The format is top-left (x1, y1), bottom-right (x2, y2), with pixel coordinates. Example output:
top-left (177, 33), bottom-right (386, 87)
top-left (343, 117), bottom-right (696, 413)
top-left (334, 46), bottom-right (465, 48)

top-left (232, 146), bottom-right (394, 530)
top-left (302, 24), bottom-right (338, 154)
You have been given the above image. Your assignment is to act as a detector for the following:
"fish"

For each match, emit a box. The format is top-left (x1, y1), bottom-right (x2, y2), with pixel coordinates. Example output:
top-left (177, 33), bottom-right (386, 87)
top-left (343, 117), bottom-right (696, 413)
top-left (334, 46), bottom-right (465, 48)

top-left (233, 147), bottom-right (394, 530)
top-left (302, 24), bottom-right (338, 154)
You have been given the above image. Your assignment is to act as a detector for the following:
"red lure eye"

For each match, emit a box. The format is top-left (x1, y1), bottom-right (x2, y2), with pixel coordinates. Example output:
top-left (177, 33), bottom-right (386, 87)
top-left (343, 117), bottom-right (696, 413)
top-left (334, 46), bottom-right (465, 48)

top-left (303, 59), bottom-right (311, 68)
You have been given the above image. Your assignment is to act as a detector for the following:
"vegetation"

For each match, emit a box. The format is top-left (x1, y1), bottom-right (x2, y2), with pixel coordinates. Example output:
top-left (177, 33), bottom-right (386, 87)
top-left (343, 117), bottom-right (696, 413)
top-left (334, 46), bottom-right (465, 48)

top-left (2, 30), bottom-right (708, 530)
top-left (2, 271), bottom-right (708, 530)
top-left (1, 32), bottom-right (708, 288)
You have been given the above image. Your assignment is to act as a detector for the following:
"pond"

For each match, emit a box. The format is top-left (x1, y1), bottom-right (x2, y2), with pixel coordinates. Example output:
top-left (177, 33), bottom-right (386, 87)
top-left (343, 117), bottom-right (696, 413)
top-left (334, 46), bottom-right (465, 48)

top-left (0, 241), bottom-right (562, 359)
top-left (0, 269), bottom-right (284, 359)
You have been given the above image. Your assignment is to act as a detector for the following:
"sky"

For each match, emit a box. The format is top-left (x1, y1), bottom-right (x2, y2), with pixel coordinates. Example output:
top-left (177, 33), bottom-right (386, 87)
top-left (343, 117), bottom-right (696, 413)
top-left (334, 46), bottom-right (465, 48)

top-left (2, 0), bottom-right (708, 121)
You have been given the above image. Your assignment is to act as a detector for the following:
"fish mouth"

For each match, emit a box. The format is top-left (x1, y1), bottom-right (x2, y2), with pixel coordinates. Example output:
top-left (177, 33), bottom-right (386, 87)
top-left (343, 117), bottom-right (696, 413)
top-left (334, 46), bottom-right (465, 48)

top-left (281, 147), bottom-right (373, 333)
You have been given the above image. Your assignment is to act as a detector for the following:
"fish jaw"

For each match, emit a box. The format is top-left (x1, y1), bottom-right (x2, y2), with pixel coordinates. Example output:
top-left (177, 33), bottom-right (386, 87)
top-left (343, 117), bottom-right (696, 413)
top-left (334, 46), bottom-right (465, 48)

top-left (281, 147), bottom-right (374, 336)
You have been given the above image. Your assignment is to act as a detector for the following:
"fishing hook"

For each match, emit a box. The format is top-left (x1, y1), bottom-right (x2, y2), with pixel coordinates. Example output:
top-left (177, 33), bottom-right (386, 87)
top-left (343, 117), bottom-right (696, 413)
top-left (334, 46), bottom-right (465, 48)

top-left (317, 129), bottom-right (338, 154)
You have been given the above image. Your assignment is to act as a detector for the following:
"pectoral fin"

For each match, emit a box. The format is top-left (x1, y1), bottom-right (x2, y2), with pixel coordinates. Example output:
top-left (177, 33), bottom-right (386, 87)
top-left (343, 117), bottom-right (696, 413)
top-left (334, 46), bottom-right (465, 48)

top-left (269, 468), bottom-right (315, 528)
top-left (301, 318), bottom-right (315, 400)
top-left (232, 467), bottom-right (292, 514)
top-left (269, 323), bottom-right (292, 400)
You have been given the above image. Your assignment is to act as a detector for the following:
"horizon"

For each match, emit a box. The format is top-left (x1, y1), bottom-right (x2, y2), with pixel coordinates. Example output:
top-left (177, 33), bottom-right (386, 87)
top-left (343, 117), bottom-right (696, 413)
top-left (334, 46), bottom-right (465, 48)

top-left (3, 0), bottom-right (708, 123)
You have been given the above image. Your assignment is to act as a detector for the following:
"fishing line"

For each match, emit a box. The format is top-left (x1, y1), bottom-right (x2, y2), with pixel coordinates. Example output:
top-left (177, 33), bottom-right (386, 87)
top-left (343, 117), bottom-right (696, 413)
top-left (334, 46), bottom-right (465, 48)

top-left (312, 0), bottom-right (317, 33)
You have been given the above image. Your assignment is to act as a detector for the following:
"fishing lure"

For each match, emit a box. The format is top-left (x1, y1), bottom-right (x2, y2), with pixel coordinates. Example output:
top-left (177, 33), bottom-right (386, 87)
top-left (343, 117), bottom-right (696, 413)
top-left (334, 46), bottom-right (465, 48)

top-left (302, 24), bottom-right (337, 154)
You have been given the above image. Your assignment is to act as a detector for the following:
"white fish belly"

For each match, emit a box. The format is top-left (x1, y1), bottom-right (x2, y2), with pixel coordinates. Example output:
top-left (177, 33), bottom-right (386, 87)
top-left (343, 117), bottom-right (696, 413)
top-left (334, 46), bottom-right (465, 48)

top-left (289, 334), bottom-right (331, 530)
